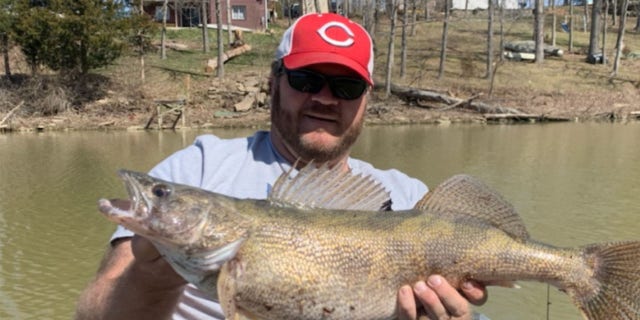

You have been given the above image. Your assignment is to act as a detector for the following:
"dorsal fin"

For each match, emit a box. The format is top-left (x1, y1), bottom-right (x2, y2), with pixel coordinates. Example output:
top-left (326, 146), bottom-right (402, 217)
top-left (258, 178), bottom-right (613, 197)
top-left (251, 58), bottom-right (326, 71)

top-left (269, 162), bottom-right (392, 211)
top-left (415, 174), bottom-right (530, 241)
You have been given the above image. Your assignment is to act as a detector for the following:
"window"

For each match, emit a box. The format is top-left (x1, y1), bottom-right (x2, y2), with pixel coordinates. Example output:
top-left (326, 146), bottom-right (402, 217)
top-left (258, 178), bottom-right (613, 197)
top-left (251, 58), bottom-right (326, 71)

top-left (231, 6), bottom-right (246, 20)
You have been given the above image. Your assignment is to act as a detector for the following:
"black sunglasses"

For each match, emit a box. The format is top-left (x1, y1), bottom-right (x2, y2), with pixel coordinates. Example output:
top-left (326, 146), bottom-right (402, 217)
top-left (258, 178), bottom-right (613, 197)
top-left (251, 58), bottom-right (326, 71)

top-left (283, 68), bottom-right (368, 100)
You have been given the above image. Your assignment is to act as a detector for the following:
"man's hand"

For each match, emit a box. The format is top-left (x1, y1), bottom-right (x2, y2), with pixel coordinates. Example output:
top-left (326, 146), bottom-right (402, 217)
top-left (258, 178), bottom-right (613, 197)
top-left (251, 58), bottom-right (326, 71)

top-left (75, 234), bottom-right (187, 319)
top-left (130, 235), bottom-right (187, 289)
top-left (397, 275), bottom-right (487, 320)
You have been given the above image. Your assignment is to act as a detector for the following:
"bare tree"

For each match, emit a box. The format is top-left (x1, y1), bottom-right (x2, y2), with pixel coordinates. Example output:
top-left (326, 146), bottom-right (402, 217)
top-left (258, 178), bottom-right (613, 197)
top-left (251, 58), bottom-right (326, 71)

top-left (1, 32), bottom-right (10, 78)
top-left (611, 0), bottom-right (617, 26)
top-left (612, 0), bottom-right (629, 75)
top-left (569, 0), bottom-right (574, 52)
top-left (314, 0), bottom-right (321, 12)
top-left (410, 0), bottom-right (418, 36)
top-left (602, 0), bottom-right (608, 63)
top-left (636, 5), bottom-right (640, 31)
top-left (384, 0), bottom-right (398, 98)
top-left (425, 0), bottom-right (430, 20)
top-left (202, 0), bottom-right (210, 53)
top-left (215, 0), bottom-right (224, 78)
top-left (499, 0), bottom-right (505, 62)
top-left (363, 0), bottom-right (379, 56)
top-left (437, 0), bottom-right (450, 79)
top-left (588, 0), bottom-right (602, 62)
top-left (486, 0), bottom-right (495, 78)
top-left (551, 0), bottom-right (556, 46)
top-left (226, 0), bottom-right (232, 44)
top-left (534, 0), bottom-right (544, 65)
top-left (400, 0), bottom-right (408, 79)
top-left (583, 0), bottom-right (590, 31)
top-left (161, 0), bottom-right (169, 59)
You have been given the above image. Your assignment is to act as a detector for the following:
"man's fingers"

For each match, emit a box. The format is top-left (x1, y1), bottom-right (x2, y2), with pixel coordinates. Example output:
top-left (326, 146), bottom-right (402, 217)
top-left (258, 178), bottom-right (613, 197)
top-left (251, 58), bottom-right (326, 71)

top-left (397, 285), bottom-right (418, 320)
top-left (460, 280), bottom-right (488, 306)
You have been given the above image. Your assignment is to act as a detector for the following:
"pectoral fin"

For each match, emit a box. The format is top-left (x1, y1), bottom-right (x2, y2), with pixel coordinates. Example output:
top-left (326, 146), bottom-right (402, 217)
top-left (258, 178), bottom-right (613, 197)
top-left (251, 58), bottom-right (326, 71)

top-left (154, 238), bottom-right (246, 297)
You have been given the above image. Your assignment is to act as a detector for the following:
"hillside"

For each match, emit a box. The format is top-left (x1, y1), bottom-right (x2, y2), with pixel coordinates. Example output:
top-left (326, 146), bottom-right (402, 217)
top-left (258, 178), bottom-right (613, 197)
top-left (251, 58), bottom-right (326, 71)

top-left (1, 10), bottom-right (640, 132)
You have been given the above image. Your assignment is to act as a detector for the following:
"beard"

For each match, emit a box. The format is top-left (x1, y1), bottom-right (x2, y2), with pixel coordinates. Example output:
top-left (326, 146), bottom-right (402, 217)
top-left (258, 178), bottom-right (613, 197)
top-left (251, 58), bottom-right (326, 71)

top-left (270, 84), bottom-right (364, 164)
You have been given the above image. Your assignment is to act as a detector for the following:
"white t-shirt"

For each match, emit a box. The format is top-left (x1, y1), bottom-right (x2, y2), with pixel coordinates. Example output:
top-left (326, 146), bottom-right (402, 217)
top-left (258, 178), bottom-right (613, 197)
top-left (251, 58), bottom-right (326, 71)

top-left (111, 130), bottom-right (428, 319)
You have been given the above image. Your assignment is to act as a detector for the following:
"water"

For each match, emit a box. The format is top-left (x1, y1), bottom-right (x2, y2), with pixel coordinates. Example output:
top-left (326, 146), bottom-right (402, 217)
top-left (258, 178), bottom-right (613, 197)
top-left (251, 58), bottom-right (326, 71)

top-left (0, 122), bottom-right (638, 319)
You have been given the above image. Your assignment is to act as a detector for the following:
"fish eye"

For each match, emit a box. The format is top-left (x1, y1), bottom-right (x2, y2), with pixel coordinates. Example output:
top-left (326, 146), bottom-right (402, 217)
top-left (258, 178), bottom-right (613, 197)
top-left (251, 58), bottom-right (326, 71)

top-left (152, 184), bottom-right (172, 198)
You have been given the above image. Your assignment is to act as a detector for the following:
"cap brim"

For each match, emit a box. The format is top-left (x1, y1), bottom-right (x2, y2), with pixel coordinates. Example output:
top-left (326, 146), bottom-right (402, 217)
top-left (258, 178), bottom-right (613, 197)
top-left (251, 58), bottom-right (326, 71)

top-left (283, 52), bottom-right (373, 86)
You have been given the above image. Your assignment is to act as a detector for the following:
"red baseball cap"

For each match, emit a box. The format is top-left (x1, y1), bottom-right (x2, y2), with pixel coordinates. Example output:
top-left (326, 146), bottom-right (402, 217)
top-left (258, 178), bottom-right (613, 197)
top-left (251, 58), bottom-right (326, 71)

top-left (275, 13), bottom-right (374, 85)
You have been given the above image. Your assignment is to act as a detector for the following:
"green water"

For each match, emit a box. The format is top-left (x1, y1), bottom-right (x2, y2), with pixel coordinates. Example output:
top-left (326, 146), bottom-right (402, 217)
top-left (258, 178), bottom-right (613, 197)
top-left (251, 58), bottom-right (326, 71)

top-left (0, 122), bottom-right (638, 319)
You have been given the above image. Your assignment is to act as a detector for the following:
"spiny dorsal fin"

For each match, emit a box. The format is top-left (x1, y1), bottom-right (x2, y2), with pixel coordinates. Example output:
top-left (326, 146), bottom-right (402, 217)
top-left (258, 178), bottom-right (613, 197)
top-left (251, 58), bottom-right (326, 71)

top-left (415, 174), bottom-right (530, 241)
top-left (269, 162), bottom-right (392, 211)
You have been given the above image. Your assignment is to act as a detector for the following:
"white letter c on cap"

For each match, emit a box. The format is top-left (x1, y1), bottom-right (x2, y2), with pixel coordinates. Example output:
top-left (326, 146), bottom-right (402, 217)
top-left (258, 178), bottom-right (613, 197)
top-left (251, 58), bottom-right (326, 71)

top-left (317, 21), bottom-right (354, 47)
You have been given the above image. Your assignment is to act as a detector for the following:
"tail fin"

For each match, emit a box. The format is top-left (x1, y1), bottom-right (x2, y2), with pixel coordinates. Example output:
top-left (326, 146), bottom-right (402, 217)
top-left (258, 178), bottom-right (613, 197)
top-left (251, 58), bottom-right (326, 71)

top-left (573, 241), bottom-right (640, 320)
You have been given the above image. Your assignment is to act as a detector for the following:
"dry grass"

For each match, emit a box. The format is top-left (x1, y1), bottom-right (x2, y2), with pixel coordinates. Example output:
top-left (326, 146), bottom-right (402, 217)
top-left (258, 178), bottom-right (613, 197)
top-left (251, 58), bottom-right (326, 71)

top-left (1, 8), bottom-right (639, 129)
top-left (370, 9), bottom-right (640, 117)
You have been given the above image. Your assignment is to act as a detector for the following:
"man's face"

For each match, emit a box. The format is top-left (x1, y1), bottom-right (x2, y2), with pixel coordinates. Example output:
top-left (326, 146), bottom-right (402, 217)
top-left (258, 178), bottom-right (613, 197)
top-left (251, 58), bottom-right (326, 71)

top-left (270, 63), bottom-right (369, 164)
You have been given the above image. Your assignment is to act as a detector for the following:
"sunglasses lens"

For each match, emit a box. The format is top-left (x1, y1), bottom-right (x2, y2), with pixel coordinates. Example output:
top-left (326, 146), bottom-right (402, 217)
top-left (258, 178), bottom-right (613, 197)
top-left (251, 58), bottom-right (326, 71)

top-left (329, 78), bottom-right (368, 100)
top-left (286, 70), bottom-right (325, 93)
top-left (285, 68), bottom-right (368, 100)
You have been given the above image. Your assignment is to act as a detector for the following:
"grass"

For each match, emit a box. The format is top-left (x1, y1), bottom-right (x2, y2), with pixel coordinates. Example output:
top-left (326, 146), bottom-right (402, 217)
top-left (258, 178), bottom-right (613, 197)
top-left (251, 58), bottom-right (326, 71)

top-left (132, 9), bottom-right (640, 104)
top-left (4, 8), bottom-right (639, 120)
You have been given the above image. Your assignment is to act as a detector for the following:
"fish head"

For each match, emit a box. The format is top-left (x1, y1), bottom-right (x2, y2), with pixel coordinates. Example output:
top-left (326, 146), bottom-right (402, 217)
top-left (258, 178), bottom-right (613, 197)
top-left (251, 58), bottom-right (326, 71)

top-left (98, 170), bottom-right (210, 247)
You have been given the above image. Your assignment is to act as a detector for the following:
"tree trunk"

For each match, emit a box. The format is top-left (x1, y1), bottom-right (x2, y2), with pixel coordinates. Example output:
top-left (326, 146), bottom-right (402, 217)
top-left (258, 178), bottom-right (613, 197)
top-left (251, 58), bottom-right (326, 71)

top-left (534, 0), bottom-right (544, 65)
top-left (636, 5), bottom-right (640, 31)
top-left (215, 0), bottom-right (223, 78)
top-left (400, 0), bottom-right (408, 79)
top-left (139, 0), bottom-right (145, 82)
top-left (202, 0), bottom-right (209, 53)
top-left (410, 0), bottom-right (417, 36)
top-left (1, 32), bottom-right (10, 78)
top-left (569, 0), bottom-right (574, 52)
top-left (612, 0), bottom-right (617, 26)
top-left (425, 0), bottom-right (430, 20)
top-left (486, 0), bottom-right (494, 78)
top-left (499, 0), bottom-right (505, 62)
top-left (584, 0), bottom-right (590, 30)
top-left (161, 0), bottom-right (169, 59)
top-left (226, 0), bottom-right (232, 44)
top-left (438, 0), bottom-right (450, 79)
top-left (314, 0), bottom-right (321, 12)
top-left (588, 0), bottom-right (601, 60)
top-left (602, 0), bottom-right (608, 64)
top-left (551, 0), bottom-right (556, 46)
top-left (612, 0), bottom-right (629, 75)
top-left (363, 0), bottom-right (377, 56)
top-left (384, 0), bottom-right (398, 98)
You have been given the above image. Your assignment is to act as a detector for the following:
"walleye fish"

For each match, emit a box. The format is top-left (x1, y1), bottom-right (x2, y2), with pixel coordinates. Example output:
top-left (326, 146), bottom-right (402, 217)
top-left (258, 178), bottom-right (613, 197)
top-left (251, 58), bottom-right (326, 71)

top-left (98, 165), bottom-right (640, 320)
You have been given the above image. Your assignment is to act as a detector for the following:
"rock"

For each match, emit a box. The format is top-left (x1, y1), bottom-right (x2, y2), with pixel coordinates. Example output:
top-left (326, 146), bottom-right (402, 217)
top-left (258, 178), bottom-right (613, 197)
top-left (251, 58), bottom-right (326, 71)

top-left (505, 40), bottom-right (563, 57)
top-left (234, 94), bottom-right (254, 112)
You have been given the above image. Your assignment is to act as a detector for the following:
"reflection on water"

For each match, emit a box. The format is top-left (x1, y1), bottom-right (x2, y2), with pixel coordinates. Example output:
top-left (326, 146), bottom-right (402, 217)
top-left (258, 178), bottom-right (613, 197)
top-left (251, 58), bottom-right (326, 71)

top-left (0, 123), bottom-right (638, 319)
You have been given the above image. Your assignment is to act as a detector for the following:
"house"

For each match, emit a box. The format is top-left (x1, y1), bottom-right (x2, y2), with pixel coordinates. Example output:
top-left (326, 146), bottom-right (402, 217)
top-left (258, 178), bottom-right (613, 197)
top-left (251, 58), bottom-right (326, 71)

top-left (451, 0), bottom-right (522, 10)
top-left (143, 0), bottom-right (332, 32)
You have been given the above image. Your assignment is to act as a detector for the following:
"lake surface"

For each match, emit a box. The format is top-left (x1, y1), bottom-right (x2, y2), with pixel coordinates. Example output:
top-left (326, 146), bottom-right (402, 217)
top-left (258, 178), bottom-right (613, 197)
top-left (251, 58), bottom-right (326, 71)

top-left (0, 122), bottom-right (638, 319)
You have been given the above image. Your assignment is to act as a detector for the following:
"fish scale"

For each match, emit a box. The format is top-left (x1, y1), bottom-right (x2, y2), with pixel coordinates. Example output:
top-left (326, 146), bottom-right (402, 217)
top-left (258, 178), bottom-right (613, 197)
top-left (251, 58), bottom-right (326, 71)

top-left (98, 164), bottom-right (640, 320)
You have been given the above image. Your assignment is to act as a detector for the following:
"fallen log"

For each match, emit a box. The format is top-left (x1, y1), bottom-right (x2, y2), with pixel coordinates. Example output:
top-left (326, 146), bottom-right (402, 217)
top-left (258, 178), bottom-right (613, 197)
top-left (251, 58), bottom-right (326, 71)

top-left (204, 44), bottom-right (252, 73)
top-left (0, 101), bottom-right (24, 127)
top-left (484, 113), bottom-right (571, 122)
top-left (376, 80), bottom-right (522, 114)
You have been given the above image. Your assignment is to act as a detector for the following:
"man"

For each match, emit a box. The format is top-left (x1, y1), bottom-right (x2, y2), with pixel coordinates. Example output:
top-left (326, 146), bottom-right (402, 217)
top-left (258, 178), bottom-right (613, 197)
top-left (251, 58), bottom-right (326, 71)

top-left (76, 13), bottom-right (486, 320)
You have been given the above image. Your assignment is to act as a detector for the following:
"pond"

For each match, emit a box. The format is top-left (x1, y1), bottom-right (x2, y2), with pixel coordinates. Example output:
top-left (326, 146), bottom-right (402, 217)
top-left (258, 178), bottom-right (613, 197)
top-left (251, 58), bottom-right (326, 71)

top-left (0, 122), bottom-right (638, 319)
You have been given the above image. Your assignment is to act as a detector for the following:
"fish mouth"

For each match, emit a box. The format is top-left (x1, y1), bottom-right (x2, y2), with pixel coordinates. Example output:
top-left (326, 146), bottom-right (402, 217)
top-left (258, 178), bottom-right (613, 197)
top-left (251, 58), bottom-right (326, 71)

top-left (97, 170), bottom-right (153, 228)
